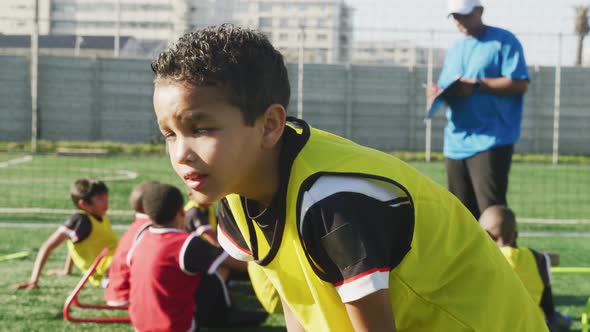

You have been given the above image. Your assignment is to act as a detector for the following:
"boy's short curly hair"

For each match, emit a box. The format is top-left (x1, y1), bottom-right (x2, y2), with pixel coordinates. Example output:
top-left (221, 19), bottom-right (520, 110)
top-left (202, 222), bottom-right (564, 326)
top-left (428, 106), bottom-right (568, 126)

top-left (142, 183), bottom-right (184, 226)
top-left (70, 178), bottom-right (108, 207)
top-left (151, 24), bottom-right (290, 125)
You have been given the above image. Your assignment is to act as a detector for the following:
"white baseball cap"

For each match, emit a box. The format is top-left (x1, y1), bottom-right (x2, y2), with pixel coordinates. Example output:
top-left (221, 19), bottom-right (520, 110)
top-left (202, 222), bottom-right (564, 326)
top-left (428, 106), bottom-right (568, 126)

top-left (447, 0), bottom-right (482, 16)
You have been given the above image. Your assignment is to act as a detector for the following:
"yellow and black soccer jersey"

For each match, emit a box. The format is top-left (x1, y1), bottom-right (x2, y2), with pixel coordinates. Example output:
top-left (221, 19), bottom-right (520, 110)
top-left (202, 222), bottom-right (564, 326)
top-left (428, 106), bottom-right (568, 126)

top-left (500, 246), bottom-right (555, 318)
top-left (216, 118), bottom-right (547, 332)
top-left (184, 201), bottom-right (216, 233)
top-left (59, 210), bottom-right (118, 286)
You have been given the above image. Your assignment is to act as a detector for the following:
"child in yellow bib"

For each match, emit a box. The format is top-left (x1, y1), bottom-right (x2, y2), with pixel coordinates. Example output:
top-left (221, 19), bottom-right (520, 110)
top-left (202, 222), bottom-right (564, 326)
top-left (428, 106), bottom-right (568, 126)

top-left (480, 205), bottom-right (572, 332)
top-left (152, 24), bottom-right (547, 331)
top-left (13, 178), bottom-right (118, 289)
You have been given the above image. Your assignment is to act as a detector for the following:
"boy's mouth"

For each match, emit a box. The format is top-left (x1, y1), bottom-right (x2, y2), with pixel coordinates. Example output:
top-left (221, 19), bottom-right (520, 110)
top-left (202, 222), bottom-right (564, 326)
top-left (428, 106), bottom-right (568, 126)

top-left (183, 173), bottom-right (207, 190)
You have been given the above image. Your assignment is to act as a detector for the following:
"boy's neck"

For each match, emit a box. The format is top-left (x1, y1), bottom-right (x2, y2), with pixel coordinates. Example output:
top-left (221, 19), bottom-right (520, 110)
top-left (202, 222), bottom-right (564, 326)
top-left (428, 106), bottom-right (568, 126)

top-left (81, 209), bottom-right (104, 221)
top-left (242, 142), bottom-right (282, 208)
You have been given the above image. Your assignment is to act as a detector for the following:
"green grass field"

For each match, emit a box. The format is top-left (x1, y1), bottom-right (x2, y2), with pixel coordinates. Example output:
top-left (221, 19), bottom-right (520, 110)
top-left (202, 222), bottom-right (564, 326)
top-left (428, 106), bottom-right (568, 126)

top-left (1, 152), bottom-right (590, 331)
top-left (1, 226), bottom-right (589, 331)
top-left (1, 152), bottom-right (589, 219)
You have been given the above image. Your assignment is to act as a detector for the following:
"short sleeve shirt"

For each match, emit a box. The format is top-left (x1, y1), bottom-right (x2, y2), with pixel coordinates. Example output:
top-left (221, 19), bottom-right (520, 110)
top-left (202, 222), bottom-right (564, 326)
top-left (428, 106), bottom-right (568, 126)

top-left (218, 175), bottom-right (414, 303)
top-left (437, 26), bottom-right (529, 159)
top-left (59, 212), bottom-right (95, 243)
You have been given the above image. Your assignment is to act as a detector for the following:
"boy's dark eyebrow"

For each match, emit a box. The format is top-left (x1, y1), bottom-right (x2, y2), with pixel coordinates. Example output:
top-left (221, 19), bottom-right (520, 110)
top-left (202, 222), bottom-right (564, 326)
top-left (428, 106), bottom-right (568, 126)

top-left (187, 112), bottom-right (211, 123)
top-left (158, 111), bottom-right (211, 127)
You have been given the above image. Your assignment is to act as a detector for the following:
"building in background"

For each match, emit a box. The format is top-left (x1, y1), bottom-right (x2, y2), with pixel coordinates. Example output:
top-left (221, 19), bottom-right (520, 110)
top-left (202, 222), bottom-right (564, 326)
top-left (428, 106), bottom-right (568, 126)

top-left (234, 0), bottom-right (353, 63)
top-left (0, 34), bottom-right (133, 57)
top-left (0, 0), bottom-right (235, 41)
top-left (352, 40), bottom-right (446, 67)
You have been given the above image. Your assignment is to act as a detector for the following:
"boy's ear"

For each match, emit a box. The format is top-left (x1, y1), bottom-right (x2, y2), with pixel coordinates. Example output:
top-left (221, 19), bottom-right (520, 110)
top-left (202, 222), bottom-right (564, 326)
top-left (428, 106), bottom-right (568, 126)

top-left (260, 104), bottom-right (286, 149)
top-left (77, 199), bottom-right (88, 210)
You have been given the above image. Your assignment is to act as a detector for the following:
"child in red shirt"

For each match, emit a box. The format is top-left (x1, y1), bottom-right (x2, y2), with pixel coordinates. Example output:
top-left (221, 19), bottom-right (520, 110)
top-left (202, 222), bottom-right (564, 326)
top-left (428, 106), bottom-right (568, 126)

top-left (104, 181), bottom-right (157, 306)
top-left (127, 183), bottom-right (233, 331)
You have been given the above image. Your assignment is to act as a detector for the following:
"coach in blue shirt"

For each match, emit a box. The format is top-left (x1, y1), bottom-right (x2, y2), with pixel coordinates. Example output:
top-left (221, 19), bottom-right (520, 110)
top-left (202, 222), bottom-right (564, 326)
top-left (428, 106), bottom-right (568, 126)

top-left (431, 0), bottom-right (529, 219)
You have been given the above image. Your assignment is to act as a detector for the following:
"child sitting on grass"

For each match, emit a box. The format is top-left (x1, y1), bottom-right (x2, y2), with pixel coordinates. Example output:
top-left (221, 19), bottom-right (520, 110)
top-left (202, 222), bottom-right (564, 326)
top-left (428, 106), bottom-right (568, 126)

top-left (127, 183), bottom-right (266, 331)
top-left (480, 205), bottom-right (572, 332)
top-left (103, 180), bottom-right (157, 306)
top-left (13, 178), bottom-right (118, 289)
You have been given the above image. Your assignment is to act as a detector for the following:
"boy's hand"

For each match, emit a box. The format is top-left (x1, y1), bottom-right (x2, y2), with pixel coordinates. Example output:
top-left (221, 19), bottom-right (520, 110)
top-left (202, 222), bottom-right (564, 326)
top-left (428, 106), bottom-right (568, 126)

top-left (46, 268), bottom-right (69, 276)
top-left (11, 281), bottom-right (38, 290)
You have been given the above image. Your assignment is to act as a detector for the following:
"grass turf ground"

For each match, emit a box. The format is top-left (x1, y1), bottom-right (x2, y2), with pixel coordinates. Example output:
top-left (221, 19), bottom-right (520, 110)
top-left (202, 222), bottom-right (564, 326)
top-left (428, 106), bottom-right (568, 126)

top-left (1, 226), bottom-right (589, 331)
top-left (0, 228), bottom-right (286, 332)
top-left (1, 152), bottom-right (589, 219)
top-left (1, 152), bottom-right (590, 330)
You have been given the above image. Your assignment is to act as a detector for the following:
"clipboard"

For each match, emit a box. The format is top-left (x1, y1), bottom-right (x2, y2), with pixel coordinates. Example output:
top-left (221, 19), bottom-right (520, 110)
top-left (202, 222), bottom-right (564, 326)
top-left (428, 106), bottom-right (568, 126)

top-left (426, 77), bottom-right (461, 118)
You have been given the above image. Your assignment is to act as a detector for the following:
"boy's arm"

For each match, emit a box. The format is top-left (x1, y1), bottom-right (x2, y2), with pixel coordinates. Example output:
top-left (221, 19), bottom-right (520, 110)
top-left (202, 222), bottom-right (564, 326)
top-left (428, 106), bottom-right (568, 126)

top-left (345, 289), bottom-right (397, 332)
top-left (219, 255), bottom-right (247, 274)
top-left (47, 251), bottom-right (73, 276)
top-left (280, 296), bottom-right (305, 332)
top-left (12, 229), bottom-right (69, 289)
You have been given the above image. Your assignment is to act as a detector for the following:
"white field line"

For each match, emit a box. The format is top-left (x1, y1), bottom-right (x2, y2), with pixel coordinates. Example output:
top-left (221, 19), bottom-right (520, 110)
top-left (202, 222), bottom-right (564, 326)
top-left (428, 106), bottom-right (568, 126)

top-left (0, 155), bottom-right (33, 168)
top-left (0, 155), bottom-right (138, 183)
top-left (0, 208), bottom-right (134, 215)
top-left (520, 232), bottom-right (590, 238)
top-left (0, 222), bottom-right (128, 230)
top-left (520, 218), bottom-right (590, 225)
top-left (0, 169), bottom-right (138, 184)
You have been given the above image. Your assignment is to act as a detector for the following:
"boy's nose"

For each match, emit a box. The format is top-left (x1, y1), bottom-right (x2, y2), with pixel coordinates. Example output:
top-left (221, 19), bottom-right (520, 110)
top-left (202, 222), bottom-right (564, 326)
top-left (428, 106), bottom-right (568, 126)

top-left (172, 137), bottom-right (196, 165)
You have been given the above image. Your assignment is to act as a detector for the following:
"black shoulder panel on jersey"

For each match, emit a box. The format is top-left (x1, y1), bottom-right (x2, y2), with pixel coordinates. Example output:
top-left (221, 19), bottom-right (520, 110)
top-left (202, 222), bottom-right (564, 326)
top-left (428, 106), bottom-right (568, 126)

top-left (64, 212), bottom-right (92, 243)
top-left (184, 206), bottom-right (210, 232)
top-left (530, 248), bottom-right (550, 286)
top-left (217, 199), bottom-right (250, 252)
top-left (301, 191), bottom-right (414, 284)
top-left (182, 235), bottom-right (225, 274)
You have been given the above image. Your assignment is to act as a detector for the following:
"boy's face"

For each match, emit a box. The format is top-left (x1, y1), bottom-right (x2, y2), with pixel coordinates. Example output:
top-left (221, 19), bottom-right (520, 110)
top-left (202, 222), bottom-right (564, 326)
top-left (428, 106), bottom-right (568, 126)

top-left (82, 193), bottom-right (109, 217)
top-left (153, 83), bottom-right (266, 205)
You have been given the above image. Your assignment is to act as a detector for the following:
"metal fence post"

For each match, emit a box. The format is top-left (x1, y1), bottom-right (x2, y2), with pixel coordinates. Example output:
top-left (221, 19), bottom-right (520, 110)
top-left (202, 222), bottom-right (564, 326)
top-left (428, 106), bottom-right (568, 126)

top-left (30, 0), bottom-right (39, 154)
top-left (297, 25), bottom-right (305, 119)
top-left (424, 29), bottom-right (434, 162)
top-left (345, 62), bottom-right (353, 139)
top-left (552, 33), bottom-right (562, 165)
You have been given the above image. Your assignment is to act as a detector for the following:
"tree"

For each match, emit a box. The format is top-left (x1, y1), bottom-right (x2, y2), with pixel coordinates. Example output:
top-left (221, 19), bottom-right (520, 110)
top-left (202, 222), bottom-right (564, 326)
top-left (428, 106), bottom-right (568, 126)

top-left (574, 5), bottom-right (589, 66)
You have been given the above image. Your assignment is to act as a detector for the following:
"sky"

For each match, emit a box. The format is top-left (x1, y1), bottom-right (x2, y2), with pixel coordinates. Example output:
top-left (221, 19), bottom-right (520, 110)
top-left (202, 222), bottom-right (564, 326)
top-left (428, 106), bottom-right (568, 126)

top-left (345, 0), bottom-right (588, 66)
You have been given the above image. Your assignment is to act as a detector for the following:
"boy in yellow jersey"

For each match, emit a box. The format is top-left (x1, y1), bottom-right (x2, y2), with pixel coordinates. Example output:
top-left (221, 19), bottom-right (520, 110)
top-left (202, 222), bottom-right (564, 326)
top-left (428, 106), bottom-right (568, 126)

top-left (185, 191), bottom-right (281, 314)
top-left (13, 178), bottom-right (118, 289)
top-left (151, 24), bottom-right (547, 331)
top-left (480, 205), bottom-right (572, 332)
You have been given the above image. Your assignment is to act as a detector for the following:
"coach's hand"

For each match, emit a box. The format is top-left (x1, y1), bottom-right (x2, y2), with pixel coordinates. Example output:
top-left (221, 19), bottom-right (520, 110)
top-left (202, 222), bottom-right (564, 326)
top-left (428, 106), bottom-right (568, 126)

top-left (447, 78), bottom-right (478, 97)
top-left (11, 281), bottom-right (38, 290)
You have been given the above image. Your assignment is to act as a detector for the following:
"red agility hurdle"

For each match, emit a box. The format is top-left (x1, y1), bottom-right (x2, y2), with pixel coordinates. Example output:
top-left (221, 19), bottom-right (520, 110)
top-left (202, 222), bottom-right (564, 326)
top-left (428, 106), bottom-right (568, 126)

top-left (63, 248), bottom-right (130, 323)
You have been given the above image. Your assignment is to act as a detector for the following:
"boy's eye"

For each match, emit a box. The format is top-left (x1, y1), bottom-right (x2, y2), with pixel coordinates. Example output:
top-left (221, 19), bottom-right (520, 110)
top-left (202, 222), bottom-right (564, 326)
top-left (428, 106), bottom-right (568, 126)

top-left (162, 131), bottom-right (176, 141)
top-left (192, 128), bottom-right (211, 135)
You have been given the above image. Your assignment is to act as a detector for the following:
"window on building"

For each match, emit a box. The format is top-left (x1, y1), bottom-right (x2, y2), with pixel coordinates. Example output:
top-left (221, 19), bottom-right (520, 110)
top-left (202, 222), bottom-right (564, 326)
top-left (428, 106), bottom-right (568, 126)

top-left (260, 3), bottom-right (272, 12)
top-left (259, 17), bottom-right (272, 28)
top-left (317, 33), bottom-right (327, 41)
top-left (279, 33), bottom-right (289, 41)
top-left (237, 2), bottom-right (249, 12)
top-left (279, 18), bottom-right (289, 28)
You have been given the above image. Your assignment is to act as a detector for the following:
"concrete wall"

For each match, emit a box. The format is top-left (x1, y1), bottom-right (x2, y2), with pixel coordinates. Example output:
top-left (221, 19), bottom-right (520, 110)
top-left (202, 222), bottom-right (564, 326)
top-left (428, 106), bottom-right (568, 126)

top-left (1, 55), bottom-right (589, 155)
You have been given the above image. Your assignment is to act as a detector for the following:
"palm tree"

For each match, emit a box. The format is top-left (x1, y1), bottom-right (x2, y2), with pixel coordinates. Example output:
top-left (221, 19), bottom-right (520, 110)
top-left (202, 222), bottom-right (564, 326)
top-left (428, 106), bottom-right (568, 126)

top-left (574, 5), bottom-right (589, 66)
